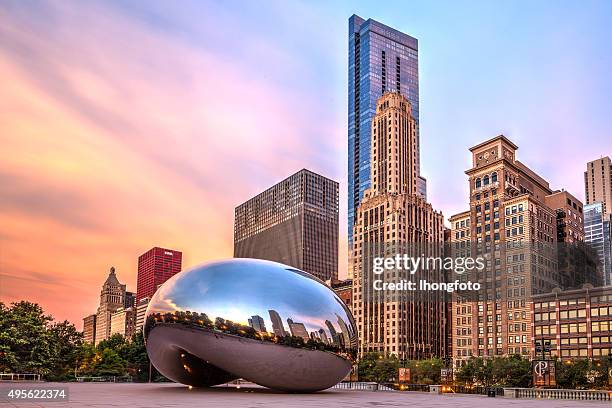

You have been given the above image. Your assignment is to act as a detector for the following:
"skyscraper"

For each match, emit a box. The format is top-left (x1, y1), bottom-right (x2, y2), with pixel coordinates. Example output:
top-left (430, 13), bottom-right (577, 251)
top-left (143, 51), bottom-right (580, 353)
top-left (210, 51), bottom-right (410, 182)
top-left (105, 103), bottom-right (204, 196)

top-left (110, 307), bottom-right (136, 339)
top-left (134, 297), bottom-right (150, 334)
top-left (584, 202), bottom-right (612, 285)
top-left (268, 309), bottom-right (287, 337)
top-left (543, 190), bottom-right (584, 243)
top-left (95, 267), bottom-right (126, 345)
top-left (234, 169), bottom-right (339, 281)
top-left (352, 92), bottom-right (446, 360)
top-left (287, 318), bottom-right (309, 341)
top-left (348, 15), bottom-right (422, 243)
top-left (82, 314), bottom-right (96, 344)
top-left (136, 247), bottom-right (182, 302)
top-left (248, 315), bottom-right (267, 333)
top-left (124, 291), bottom-right (136, 309)
top-left (585, 156), bottom-right (612, 217)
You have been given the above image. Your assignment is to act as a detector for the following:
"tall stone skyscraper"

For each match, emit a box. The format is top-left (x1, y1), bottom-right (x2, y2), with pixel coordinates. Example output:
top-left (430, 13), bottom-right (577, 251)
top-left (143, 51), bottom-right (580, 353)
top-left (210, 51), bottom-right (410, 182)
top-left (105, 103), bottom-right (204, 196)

top-left (95, 267), bottom-right (126, 345)
top-left (585, 156), bottom-right (612, 217)
top-left (352, 92), bottom-right (445, 360)
top-left (234, 169), bottom-right (339, 281)
top-left (348, 15), bottom-right (424, 244)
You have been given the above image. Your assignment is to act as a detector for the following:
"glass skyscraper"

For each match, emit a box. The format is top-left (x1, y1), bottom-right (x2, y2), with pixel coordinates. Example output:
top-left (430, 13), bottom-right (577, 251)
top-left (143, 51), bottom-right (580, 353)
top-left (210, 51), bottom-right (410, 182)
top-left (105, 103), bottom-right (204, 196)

top-left (348, 15), bottom-right (422, 243)
top-left (584, 202), bottom-right (612, 285)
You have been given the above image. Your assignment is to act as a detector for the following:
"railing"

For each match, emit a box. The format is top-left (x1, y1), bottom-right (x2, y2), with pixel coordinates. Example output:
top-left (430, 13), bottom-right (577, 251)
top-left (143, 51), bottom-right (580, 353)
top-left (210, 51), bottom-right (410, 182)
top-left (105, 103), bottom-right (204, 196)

top-left (382, 383), bottom-right (430, 392)
top-left (75, 376), bottom-right (133, 383)
top-left (450, 385), bottom-right (505, 396)
top-left (332, 382), bottom-right (381, 391)
top-left (0, 373), bottom-right (41, 382)
top-left (504, 388), bottom-right (612, 401)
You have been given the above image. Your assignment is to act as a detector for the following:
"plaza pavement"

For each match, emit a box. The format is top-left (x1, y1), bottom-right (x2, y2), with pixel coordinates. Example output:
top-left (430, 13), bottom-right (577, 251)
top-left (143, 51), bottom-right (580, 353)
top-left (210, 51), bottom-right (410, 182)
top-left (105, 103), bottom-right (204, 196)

top-left (1, 382), bottom-right (609, 408)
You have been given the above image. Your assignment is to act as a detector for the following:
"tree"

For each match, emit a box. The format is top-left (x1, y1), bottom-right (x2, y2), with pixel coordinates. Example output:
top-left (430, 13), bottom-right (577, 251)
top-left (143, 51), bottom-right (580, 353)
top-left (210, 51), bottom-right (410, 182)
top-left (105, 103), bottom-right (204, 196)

top-left (556, 359), bottom-right (592, 389)
top-left (407, 358), bottom-right (442, 384)
top-left (95, 348), bottom-right (126, 377)
top-left (358, 353), bottom-right (400, 382)
top-left (96, 333), bottom-right (127, 354)
top-left (47, 320), bottom-right (83, 380)
top-left (122, 331), bottom-right (151, 381)
top-left (490, 355), bottom-right (530, 387)
top-left (456, 357), bottom-right (493, 386)
top-left (0, 301), bottom-right (54, 376)
top-left (456, 358), bottom-right (477, 385)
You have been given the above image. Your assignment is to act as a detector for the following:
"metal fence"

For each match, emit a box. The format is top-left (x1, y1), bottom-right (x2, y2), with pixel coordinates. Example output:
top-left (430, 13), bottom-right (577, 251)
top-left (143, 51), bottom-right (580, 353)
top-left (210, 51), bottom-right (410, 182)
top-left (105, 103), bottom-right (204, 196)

top-left (0, 373), bottom-right (41, 382)
top-left (449, 385), bottom-right (505, 396)
top-left (75, 376), bottom-right (133, 383)
top-left (333, 382), bottom-right (507, 396)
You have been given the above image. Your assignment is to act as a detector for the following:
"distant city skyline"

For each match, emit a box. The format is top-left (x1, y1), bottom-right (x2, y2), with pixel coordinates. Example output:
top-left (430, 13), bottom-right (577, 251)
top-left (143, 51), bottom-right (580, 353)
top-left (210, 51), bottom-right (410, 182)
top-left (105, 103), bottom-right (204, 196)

top-left (1, 1), bottom-right (611, 326)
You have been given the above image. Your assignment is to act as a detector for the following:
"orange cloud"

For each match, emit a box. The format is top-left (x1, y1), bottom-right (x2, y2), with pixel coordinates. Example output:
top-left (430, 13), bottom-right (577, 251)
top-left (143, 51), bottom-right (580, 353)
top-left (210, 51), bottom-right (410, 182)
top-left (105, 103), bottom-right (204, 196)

top-left (0, 2), bottom-right (348, 327)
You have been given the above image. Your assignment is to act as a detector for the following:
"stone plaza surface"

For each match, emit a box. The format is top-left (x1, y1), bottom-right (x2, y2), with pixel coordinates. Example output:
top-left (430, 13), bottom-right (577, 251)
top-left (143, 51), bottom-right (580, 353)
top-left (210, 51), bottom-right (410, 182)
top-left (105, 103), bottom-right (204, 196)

top-left (1, 382), bottom-right (609, 408)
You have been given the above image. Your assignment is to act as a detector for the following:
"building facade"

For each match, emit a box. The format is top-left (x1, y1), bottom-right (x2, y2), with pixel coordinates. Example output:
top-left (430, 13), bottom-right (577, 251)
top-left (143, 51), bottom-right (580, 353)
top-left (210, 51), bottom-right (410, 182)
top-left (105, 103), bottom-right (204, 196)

top-left (82, 314), bottom-right (96, 344)
top-left (136, 247), bottom-right (182, 303)
top-left (110, 307), bottom-right (136, 339)
top-left (585, 156), bottom-right (612, 217)
top-left (330, 279), bottom-right (353, 310)
top-left (248, 315), bottom-right (267, 332)
top-left (352, 92), bottom-right (446, 360)
top-left (234, 169), bottom-right (339, 281)
top-left (95, 267), bottom-right (126, 345)
top-left (124, 291), bottom-right (136, 309)
top-left (450, 135), bottom-right (565, 367)
top-left (544, 190), bottom-right (584, 244)
top-left (135, 297), bottom-right (150, 334)
top-left (268, 309), bottom-right (287, 337)
top-left (533, 285), bottom-right (612, 360)
top-left (584, 202), bottom-right (612, 285)
top-left (348, 15), bottom-right (422, 244)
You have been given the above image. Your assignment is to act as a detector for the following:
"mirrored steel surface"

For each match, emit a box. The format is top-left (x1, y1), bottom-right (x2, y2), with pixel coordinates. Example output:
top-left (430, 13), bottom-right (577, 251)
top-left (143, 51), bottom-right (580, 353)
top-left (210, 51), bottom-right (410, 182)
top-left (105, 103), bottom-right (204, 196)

top-left (144, 258), bottom-right (357, 392)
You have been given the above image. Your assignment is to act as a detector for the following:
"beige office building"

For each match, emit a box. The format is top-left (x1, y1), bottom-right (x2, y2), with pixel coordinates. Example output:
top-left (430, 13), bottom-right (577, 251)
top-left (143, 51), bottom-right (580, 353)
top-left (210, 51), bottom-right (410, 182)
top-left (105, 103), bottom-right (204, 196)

top-left (95, 267), bottom-right (126, 345)
top-left (110, 307), bottom-right (136, 339)
top-left (135, 297), bottom-right (150, 334)
top-left (585, 156), bottom-right (612, 217)
top-left (352, 92), bottom-right (446, 360)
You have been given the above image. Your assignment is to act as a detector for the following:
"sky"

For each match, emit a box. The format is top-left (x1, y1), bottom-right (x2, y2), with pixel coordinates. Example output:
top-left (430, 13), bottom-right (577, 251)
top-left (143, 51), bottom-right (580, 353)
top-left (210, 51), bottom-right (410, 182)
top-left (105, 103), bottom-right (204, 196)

top-left (0, 0), bottom-right (611, 327)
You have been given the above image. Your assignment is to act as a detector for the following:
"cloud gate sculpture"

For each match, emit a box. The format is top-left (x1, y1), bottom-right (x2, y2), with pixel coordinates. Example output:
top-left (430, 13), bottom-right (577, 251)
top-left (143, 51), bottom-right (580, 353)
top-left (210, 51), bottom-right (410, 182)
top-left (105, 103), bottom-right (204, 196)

top-left (144, 258), bottom-right (357, 392)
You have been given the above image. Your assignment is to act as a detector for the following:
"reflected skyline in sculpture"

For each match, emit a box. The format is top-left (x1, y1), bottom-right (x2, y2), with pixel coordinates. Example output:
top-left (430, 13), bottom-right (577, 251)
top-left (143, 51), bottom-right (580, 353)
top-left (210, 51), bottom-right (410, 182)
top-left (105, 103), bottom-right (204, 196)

top-left (144, 258), bottom-right (356, 392)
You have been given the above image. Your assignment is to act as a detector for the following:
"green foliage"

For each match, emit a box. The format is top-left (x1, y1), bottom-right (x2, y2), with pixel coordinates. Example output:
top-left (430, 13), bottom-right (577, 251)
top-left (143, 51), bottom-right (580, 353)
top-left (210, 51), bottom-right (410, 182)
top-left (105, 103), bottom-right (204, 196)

top-left (96, 333), bottom-right (127, 354)
top-left (95, 349), bottom-right (126, 376)
top-left (405, 358), bottom-right (442, 384)
top-left (357, 353), bottom-right (400, 382)
top-left (556, 359), bottom-right (611, 390)
top-left (0, 301), bottom-right (58, 377)
top-left (0, 301), bottom-right (163, 381)
top-left (456, 355), bottom-right (531, 387)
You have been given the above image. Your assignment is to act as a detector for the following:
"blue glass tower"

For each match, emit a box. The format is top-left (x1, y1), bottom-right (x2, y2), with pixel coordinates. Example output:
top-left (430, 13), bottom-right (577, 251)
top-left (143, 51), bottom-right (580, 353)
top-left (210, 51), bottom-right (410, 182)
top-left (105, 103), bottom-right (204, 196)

top-left (348, 15), bottom-right (422, 244)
